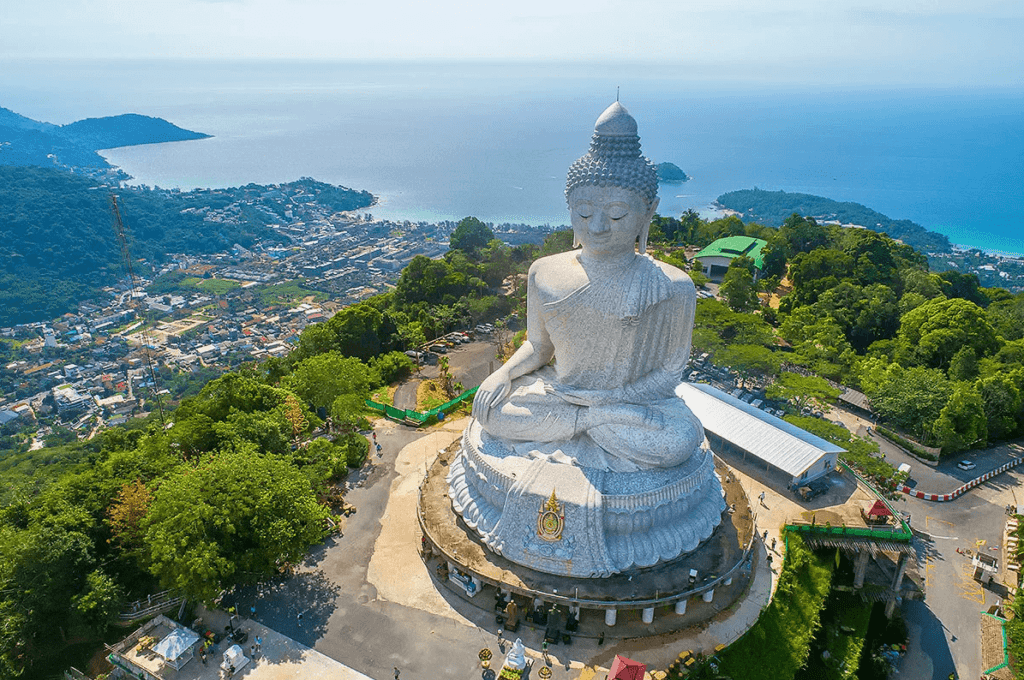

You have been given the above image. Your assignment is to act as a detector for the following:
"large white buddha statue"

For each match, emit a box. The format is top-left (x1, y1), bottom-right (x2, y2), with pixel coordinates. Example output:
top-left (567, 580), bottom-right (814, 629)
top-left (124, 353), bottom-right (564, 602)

top-left (448, 102), bottom-right (725, 578)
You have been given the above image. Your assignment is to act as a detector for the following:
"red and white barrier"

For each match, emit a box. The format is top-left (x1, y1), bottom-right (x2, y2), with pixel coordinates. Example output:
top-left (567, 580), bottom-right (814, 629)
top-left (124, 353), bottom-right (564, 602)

top-left (897, 456), bottom-right (1024, 502)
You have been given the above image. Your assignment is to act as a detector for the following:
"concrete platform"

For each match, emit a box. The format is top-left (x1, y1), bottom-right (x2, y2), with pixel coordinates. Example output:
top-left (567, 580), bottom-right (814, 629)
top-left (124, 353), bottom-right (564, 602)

top-left (418, 437), bottom-right (757, 637)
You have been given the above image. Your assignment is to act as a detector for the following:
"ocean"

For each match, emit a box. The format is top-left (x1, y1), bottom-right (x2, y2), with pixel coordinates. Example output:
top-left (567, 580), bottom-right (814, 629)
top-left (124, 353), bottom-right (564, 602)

top-left (3, 60), bottom-right (1022, 253)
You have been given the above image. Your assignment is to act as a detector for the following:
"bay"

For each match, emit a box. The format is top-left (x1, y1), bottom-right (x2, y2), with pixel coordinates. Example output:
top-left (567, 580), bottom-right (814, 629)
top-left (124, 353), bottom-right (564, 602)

top-left (3, 59), bottom-right (1022, 253)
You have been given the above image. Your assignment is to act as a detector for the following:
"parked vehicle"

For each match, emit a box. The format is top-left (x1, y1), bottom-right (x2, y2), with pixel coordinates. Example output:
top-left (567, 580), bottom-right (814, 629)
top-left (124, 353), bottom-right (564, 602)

top-left (795, 478), bottom-right (830, 501)
top-left (429, 344), bottom-right (447, 353)
top-left (957, 460), bottom-right (977, 471)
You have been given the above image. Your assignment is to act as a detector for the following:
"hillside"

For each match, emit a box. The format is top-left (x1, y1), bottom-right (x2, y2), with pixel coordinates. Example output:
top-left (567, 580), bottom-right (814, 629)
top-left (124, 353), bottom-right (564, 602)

top-left (717, 188), bottom-right (952, 254)
top-left (59, 113), bottom-right (210, 150)
top-left (0, 166), bottom-right (285, 325)
top-left (0, 106), bottom-right (209, 170)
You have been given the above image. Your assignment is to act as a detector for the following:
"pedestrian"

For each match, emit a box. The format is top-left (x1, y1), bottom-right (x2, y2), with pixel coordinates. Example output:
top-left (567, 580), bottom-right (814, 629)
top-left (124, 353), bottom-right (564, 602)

top-left (250, 643), bottom-right (256, 658)
top-left (497, 627), bottom-right (503, 643)
top-left (256, 635), bottom-right (262, 652)
top-left (376, 443), bottom-right (383, 456)
top-left (394, 667), bottom-right (400, 680)
top-left (766, 554), bottom-right (774, 570)
top-left (763, 529), bottom-right (768, 542)
top-left (250, 604), bottom-right (256, 618)
top-left (598, 631), bottom-right (605, 646)
top-left (771, 537), bottom-right (777, 552)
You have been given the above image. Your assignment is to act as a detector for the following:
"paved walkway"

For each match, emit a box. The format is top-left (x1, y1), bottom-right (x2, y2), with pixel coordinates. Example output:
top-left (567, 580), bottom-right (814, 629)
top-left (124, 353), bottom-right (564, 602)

top-left (204, 416), bottom-right (801, 680)
top-left (365, 417), bottom-right (782, 674)
top-left (159, 606), bottom-right (373, 680)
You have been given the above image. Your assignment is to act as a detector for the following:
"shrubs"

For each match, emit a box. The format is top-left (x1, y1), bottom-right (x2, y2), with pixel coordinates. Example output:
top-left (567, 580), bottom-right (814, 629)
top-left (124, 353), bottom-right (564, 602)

top-left (715, 534), bottom-right (834, 680)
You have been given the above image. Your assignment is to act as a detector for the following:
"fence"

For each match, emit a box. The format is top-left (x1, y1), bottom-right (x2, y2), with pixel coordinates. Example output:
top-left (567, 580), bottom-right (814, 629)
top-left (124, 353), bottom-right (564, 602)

top-left (118, 589), bottom-right (185, 622)
top-left (785, 462), bottom-right (913, 542)
top-left (898, 456), bottom-right (1024, 502)
top-left (367, 386), bottom-right (478, 426)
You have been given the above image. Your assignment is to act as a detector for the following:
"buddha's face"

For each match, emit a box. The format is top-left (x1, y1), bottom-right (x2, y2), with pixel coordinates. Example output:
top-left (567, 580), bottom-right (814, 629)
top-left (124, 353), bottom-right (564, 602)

top-left (569, 185), bottom-right (658, 259)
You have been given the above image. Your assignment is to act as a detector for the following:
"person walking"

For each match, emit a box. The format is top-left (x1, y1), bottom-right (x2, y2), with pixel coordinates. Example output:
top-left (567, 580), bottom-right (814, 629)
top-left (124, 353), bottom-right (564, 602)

top-left (394, 667), bottom-right (400, 680)
top-left (759, 491), bottom-right (767, 507)
top-left (771, 537), bottom-right (777, 552)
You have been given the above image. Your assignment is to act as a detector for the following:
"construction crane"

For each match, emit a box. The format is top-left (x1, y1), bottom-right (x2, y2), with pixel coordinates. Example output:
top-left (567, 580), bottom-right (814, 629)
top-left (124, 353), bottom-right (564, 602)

top-left (110, 194), bottom-right (165, 426)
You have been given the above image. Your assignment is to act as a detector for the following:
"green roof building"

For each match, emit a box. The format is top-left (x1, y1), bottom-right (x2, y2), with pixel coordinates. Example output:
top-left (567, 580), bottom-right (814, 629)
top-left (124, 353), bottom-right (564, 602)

top-left (693, 236), bottom-right (768, 282)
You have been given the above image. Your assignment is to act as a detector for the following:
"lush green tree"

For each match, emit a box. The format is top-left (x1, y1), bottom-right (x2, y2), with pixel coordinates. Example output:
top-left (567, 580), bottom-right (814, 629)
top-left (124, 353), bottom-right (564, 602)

top-left (540, 229), bottom-right (574, 256)
top-left (896, 297), bottom-right (1001, 369)
top-left (948, 346), bottom-right (980, 382)
top-left (142, 445), bottom-right (329, 601)
top-left (786, 248), bottom-right (854, 307)
top-left (716, 344), bottom-right (779, 387)
top-left (693, 299), bottom-right (775, 356)
top-left (720, 258), bottom-right (759, 312)
top-left (901, 269), bottom-right (946, 300)
top-left (814, 282), bottom-right (899, 352)
top-left (978, 374), bottom-right (1023, 441)
top-left (939, 271), bottom-right (988, 307)
top-left (293, 437), bottom-right (349, 484)
top-left (779, 307), bottom-right (856, 381)
top-left (840, 229), bottom-right (900, 290)
top-left (766, 373), bottom-right (841, 412)
top-left (987, 292), bottom-right (1024, 341)
top-left (449, 216), bottom-right (495, 255)
top-left (73, 569), bottom-right (122, 629)
top-left (285, 352), bottom-right (376, 412)
top-left (369, 351), bottom-right (416, 384)
top-left (933, 383), bottom-right (987, 453)
top-left (869, 366), bottom-right (953, 441)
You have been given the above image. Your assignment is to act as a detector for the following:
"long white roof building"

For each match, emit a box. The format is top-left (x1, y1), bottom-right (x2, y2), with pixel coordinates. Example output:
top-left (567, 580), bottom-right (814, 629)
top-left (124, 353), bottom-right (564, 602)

top-left (677, 382), bottom-right (845, 484)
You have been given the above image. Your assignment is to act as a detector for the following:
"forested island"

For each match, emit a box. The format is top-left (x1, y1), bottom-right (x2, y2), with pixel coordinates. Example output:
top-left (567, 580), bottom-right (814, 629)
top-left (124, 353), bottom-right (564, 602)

top-left (0, 106), bottom-right (209, 170)
top-left (656, 161), bottom-right (689, 183)
top-left (716, 188), bottom-right (953, 255)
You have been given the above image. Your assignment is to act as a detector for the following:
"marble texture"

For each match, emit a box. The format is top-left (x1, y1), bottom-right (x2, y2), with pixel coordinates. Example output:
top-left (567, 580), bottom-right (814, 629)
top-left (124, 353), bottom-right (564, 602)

top-left (447, 101), bottom-right (725, 578)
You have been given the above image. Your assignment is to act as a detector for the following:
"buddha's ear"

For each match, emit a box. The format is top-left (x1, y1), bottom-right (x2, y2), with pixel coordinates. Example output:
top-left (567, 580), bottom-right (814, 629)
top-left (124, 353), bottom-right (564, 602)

top-left (639, 198), bottom-right (659, 254)
top-left (648, 197), bottom-right (660, 221)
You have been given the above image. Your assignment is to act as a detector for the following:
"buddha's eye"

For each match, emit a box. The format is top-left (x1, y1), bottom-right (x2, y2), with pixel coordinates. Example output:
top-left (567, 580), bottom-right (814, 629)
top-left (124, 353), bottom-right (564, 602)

top-left (575, 202), bottom-right (593, 218)
top-left (607, 203), bottom-right (629, 220)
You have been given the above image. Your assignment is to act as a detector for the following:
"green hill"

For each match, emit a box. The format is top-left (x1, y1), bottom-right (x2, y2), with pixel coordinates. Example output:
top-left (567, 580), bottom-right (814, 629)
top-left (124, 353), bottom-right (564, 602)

top-left (58, 113), bottom-right (210, 150)
top-left (0, 166), bottom-right (281, 325)
top-left (0, 106), bottom-right (209, 169)
top-left (717, 188), bottom-right (952, 254)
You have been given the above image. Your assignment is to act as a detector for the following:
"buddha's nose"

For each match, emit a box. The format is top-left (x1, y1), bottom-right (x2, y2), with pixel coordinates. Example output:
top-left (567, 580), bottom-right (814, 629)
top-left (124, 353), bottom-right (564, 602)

top-left (590, 212), bottom-right (610, 234)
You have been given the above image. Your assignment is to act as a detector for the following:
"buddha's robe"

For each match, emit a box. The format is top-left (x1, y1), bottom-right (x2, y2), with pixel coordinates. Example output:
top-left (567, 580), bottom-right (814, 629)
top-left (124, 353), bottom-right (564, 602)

top-left (479, 254), bottom-right (704, 472)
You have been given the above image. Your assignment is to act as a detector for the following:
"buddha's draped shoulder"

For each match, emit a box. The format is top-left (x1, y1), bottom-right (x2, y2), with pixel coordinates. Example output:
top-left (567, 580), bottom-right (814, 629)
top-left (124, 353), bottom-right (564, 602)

top-left (540, 255), bottom-right (695, 391)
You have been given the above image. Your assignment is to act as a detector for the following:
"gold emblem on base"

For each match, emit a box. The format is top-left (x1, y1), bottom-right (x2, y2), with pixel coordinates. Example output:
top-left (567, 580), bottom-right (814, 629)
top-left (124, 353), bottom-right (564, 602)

top-left (537, 489), bottom-right (565, 541)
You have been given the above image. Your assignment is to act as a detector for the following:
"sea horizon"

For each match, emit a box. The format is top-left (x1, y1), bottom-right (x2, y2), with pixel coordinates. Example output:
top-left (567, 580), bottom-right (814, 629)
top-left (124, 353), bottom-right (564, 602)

top-left (3, 59), bottom-right (1022, 256)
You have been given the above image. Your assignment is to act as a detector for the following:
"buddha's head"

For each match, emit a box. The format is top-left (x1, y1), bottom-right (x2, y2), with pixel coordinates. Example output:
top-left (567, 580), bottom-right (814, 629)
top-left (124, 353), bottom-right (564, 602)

top-left (566, 102), bottom-right (659, 255)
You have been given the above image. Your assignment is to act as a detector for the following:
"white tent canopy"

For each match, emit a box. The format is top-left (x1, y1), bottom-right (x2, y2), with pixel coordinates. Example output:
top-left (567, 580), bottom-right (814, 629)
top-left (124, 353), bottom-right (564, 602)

top-left (152, 627), bottom-right (200, 670)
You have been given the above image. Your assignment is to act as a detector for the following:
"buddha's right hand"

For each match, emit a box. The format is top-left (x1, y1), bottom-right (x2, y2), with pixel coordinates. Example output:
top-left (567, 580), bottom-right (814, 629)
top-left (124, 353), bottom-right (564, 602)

top-left (473, 370), bottom-right (512, 422)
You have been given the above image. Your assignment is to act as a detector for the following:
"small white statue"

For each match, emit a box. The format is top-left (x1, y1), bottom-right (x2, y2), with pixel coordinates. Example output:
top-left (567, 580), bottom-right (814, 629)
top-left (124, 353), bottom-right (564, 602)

top-left (503, 638), bottom-right (527, 670)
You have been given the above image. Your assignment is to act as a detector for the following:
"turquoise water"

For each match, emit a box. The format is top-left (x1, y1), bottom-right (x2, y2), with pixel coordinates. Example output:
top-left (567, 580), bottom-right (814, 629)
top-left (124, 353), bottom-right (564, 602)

top-left (3, 60), bottom-right (1022, 253)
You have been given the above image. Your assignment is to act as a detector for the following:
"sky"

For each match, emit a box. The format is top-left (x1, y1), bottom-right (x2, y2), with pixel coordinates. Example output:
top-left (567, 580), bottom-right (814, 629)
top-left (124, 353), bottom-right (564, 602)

top-left (3, 0), bottom-right (1023, 86)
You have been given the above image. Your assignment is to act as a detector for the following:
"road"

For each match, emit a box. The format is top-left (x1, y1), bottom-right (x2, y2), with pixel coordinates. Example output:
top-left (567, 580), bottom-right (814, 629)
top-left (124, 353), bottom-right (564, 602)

top-left (827, 403), bottom-right (1024, 679)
